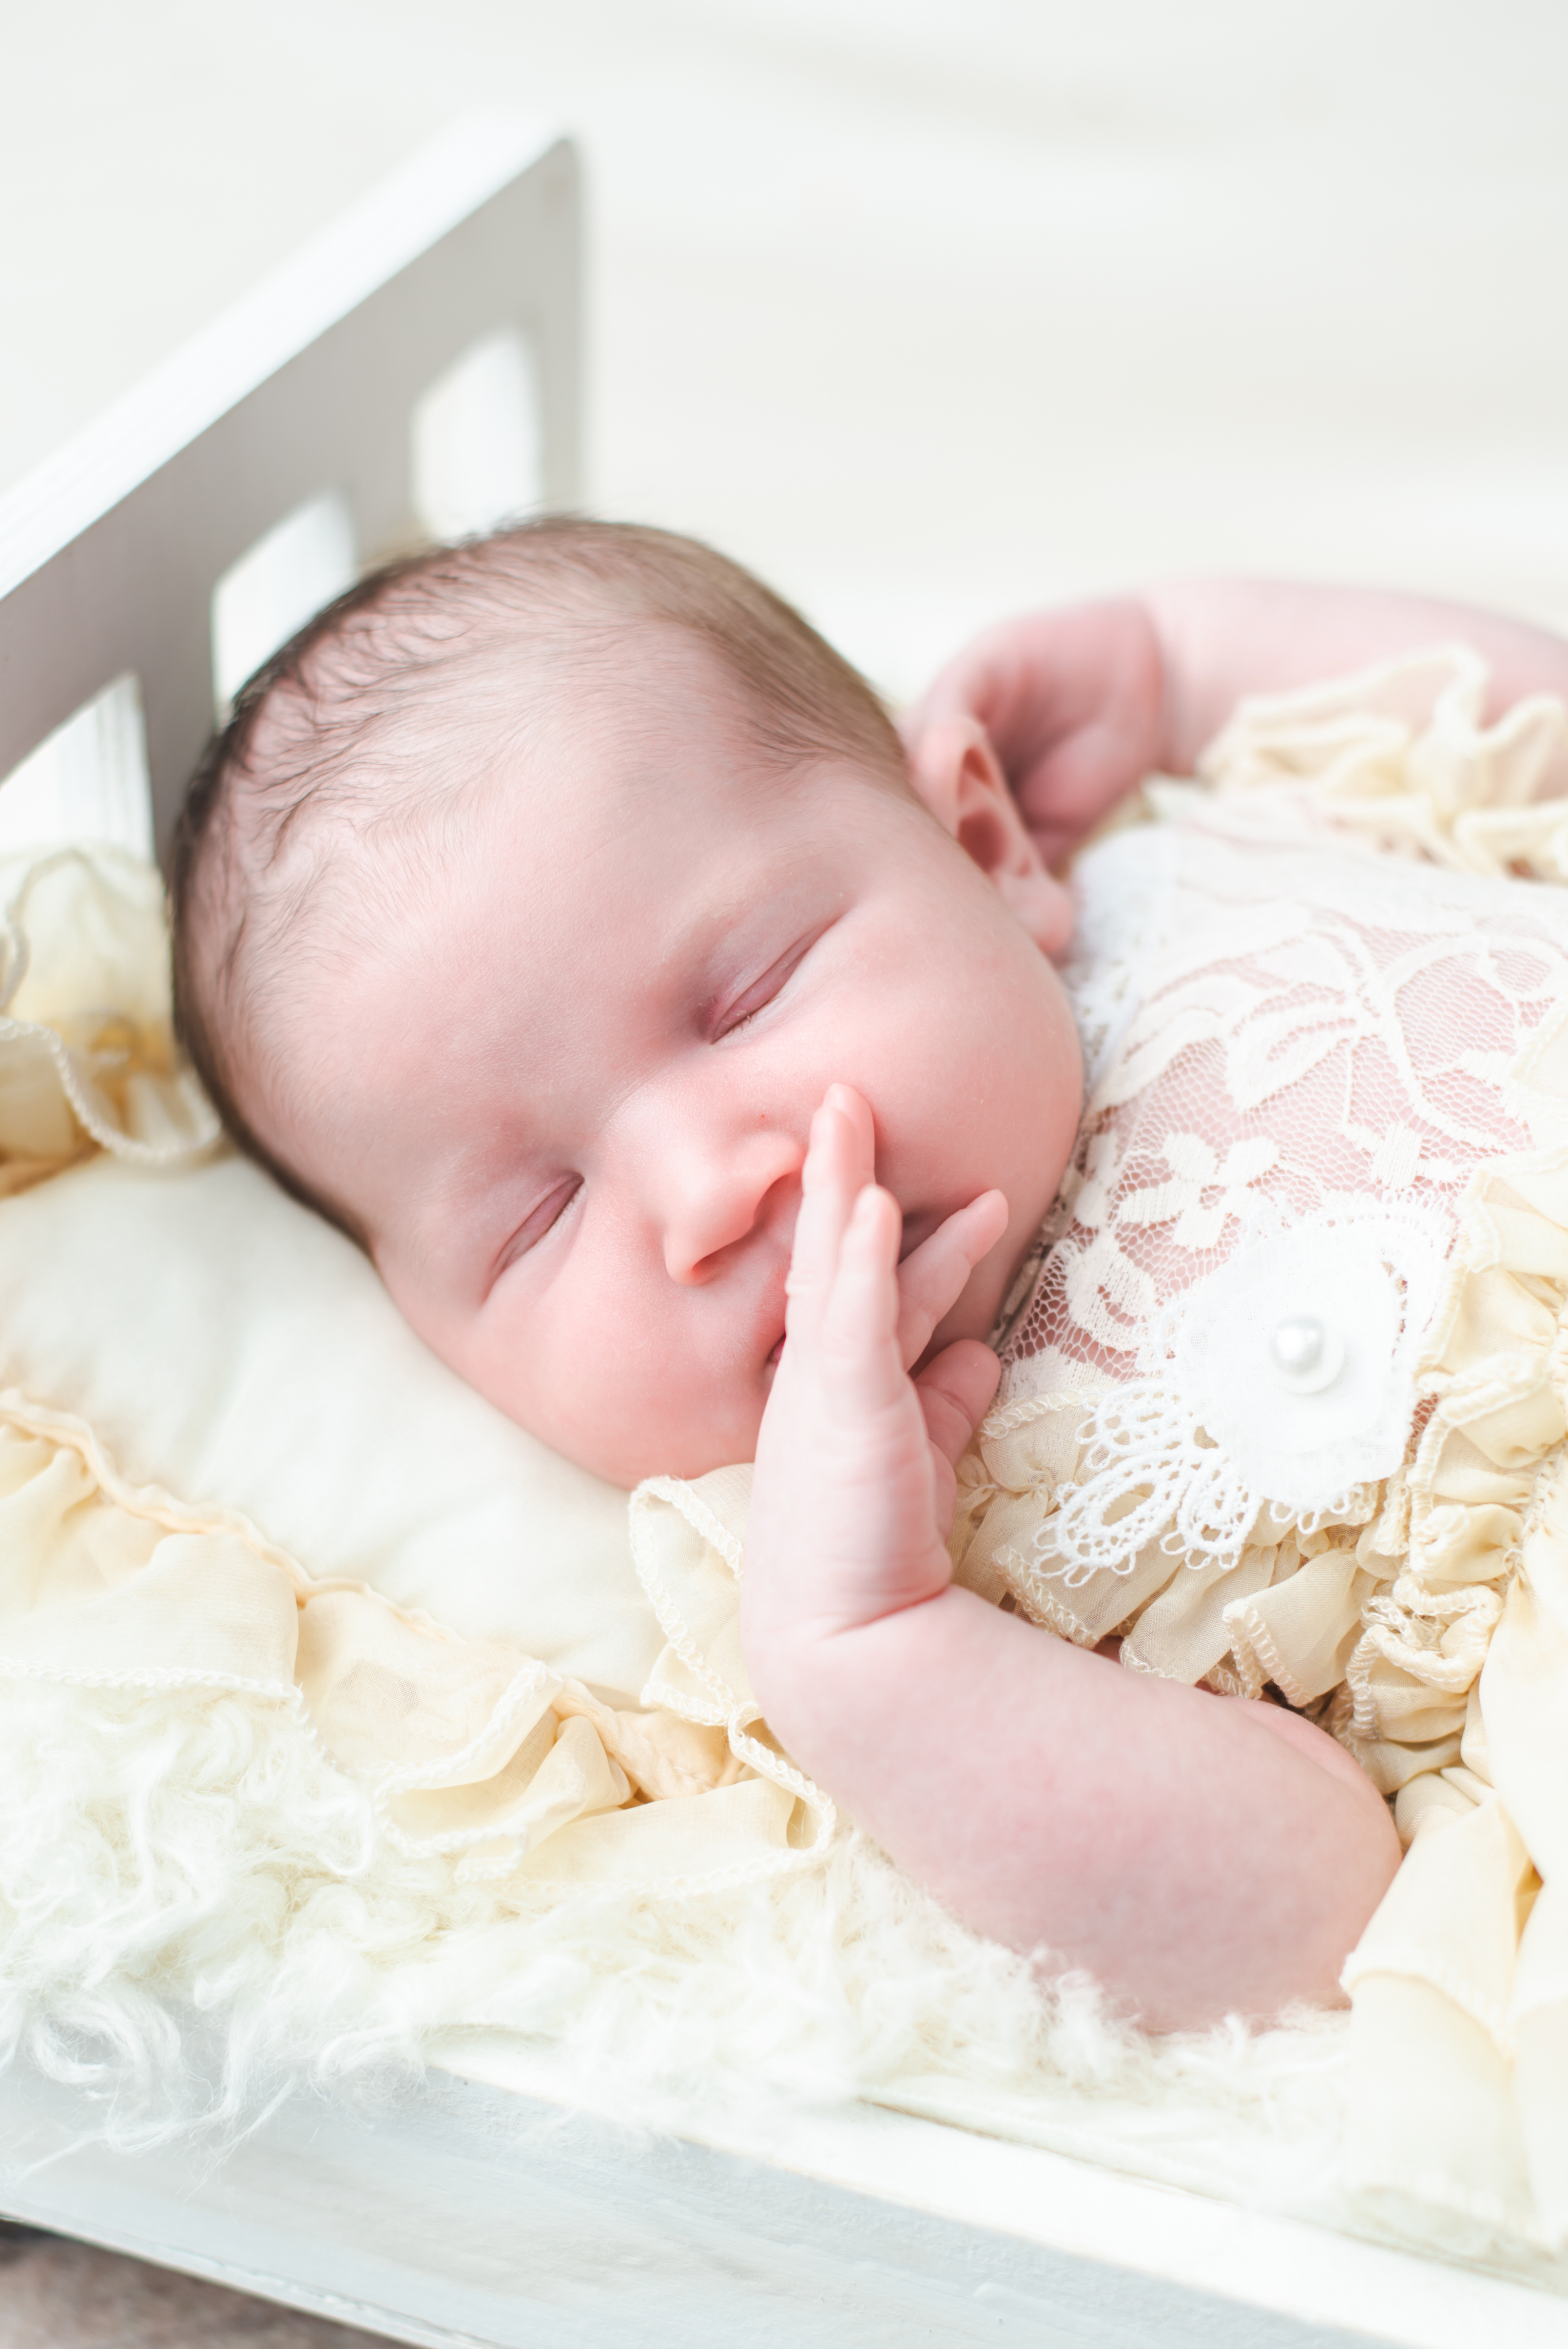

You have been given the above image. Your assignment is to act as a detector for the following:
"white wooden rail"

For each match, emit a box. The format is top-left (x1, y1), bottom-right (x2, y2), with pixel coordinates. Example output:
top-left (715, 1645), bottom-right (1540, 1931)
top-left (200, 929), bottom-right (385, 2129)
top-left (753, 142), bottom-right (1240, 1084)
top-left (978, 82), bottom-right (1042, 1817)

top-left (1, 2048), bottom-right (1558, 2349)
top-left (0, 113), bottom-right (580, 862)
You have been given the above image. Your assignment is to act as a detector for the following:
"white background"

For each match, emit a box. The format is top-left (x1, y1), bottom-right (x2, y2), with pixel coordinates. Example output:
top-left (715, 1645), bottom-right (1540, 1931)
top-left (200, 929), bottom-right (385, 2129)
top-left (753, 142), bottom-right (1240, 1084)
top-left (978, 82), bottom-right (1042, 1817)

top-left (3, 0), bottom-right (1567, 702)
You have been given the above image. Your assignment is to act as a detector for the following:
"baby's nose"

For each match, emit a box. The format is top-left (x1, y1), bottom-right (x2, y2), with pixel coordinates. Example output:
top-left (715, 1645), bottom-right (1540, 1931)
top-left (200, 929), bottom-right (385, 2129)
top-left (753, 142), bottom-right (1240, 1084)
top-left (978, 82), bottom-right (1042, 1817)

top-left (660, 1133), bottom-right (801, 1285)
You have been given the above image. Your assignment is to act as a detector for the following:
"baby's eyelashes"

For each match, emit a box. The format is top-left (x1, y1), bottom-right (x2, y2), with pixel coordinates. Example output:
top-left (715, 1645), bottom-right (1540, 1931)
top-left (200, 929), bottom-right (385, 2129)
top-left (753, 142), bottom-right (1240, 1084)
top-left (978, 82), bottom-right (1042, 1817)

top-left (706, 924), bottom-right (831, 1042)
top-left (488, 1175), bottom-right (583, 1286)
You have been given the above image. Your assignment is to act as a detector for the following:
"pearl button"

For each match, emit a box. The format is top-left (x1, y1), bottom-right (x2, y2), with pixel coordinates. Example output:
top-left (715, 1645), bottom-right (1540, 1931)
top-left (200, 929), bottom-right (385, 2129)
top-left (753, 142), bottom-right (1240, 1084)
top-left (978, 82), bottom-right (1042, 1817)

top-left (1268, 1313), bottom-right (1345, 1394)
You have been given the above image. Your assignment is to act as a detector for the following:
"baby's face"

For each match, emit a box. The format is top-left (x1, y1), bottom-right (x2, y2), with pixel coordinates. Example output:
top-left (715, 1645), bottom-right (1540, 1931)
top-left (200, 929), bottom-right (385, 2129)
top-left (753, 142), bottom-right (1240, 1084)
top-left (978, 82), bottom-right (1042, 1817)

top-left (257, 638), bottom-right (1084, 1485)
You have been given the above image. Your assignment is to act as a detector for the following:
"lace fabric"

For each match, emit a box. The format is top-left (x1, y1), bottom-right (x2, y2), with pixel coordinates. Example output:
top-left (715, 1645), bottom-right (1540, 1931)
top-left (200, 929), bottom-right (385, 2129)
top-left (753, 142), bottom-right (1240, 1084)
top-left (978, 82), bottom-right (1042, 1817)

top-left (996, 808), bottom-right (1568, 1584)
top-left (948, 646), bottom-right (1568, 1761)
top-left (944, 650), bottom-right (1568, 2243)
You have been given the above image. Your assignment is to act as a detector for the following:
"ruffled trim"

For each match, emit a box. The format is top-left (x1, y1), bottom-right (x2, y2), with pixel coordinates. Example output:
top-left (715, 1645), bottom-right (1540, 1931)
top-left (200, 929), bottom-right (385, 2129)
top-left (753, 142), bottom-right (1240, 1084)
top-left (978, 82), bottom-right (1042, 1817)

top-left (1197, 641), bottom-right (1568, 879)
top-left (0, 1392), bottom-right (798, 1897)
top-left (0, 847), bottom-right (218, 1188)
top-left (629, 1470), bottom-right (836, 1873)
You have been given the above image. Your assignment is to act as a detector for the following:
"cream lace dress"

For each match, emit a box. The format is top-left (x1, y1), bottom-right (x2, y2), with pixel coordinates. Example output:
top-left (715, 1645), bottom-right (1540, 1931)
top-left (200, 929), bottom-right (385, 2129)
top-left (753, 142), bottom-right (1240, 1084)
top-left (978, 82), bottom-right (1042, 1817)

top-left (942, 646), bottom-right (1568, 2243)
top-left (641, 644), bottom-right (1568, 2244)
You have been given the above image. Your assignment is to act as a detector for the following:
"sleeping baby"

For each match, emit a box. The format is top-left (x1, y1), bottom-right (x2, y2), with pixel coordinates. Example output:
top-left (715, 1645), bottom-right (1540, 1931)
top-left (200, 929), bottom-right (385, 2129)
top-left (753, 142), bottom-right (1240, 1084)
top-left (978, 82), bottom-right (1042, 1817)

top-left (169, 522), bottom-right (1568, 2033)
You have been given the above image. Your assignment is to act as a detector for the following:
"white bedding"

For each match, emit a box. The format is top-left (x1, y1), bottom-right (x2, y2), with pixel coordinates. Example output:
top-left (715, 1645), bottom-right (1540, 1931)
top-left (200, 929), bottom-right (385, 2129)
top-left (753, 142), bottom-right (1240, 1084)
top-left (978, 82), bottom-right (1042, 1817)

top-left (0, 1150), bottom-right (654, 1692)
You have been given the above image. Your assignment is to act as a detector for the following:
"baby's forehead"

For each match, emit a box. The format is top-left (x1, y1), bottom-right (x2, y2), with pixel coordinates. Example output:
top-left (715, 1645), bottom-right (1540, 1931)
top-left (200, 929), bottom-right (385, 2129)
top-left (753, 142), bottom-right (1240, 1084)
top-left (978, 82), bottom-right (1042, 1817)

top-left (237, 611), bottom-right (919, 1046)
top-left (297, 669), bottom-right (813, 946)
top-left (422, 634), bottom-right (881, 848)
top-left (241, 575), bottom-right (910, 898)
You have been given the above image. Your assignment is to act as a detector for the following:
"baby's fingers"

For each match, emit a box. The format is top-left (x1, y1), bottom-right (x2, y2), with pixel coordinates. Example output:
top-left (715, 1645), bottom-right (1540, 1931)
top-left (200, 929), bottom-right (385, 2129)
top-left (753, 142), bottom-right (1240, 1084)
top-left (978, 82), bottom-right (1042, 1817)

top-left (786, 1088), bottom-right (875, 1346)
top-left (917, 1339), bottom-right (1001, 1537)
top-left (896, 1190), bottom-right (1009, 1369)
top-left (916, 1340), bottom-right (1002, 1467)
top-left (820, 1183), bottom-right (906, 1410)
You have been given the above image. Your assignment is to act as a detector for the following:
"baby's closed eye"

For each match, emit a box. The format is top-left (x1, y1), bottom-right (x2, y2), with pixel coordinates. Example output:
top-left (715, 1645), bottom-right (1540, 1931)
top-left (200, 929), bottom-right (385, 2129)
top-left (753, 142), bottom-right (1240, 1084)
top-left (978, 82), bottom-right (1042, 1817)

top-left (489, 1175), bottom-right (583, 1285)
top-left (706, 923), bottom-right (831, 1042)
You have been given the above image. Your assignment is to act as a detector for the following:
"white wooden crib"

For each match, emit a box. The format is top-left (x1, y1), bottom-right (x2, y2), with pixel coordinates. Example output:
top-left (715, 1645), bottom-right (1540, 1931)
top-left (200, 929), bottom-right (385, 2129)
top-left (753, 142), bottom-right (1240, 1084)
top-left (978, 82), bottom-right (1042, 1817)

top-left (0, 116), bottom-right (1558, 2349)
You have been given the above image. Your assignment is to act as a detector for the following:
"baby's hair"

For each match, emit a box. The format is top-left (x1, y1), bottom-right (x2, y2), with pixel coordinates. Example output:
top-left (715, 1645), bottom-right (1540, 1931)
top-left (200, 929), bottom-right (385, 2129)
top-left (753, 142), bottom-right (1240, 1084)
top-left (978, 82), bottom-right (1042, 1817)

top-left (171, 517), bottom-right (905, 1242)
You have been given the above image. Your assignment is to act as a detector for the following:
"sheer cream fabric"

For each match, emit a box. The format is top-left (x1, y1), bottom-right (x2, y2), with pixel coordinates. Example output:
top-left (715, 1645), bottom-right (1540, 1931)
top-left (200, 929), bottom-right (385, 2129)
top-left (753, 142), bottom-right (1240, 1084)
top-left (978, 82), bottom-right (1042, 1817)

top-left (0, 1152), bottom-right (660, 1691)
top-left (0, 848), bottom-right (217, 1187)
top-left (0, 1393), bottom-right (810, 1892)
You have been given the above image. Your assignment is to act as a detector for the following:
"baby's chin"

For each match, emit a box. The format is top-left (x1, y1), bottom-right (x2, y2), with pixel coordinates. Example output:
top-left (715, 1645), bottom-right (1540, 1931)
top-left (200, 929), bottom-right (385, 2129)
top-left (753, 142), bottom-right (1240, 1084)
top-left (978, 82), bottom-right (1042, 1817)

top-left (532, 1390), bottom-right (770, 1494)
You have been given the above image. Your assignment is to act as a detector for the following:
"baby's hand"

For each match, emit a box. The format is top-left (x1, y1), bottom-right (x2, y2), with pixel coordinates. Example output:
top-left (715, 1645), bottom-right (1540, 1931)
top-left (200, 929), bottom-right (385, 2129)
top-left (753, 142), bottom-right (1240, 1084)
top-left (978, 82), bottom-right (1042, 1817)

top-left (905, 598), bottom-right (1167, 865)
top-left (744, 1086), bottom-right (1005, 1650)
top-left (740, 1089), bottom-right (1402, 2028)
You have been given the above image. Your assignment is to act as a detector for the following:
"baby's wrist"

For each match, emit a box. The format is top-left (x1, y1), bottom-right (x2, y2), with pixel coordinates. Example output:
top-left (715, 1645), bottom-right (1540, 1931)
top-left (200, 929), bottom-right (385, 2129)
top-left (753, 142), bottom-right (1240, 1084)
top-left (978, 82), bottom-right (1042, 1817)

top-left (740, 1584), bottom-right (955, 1783)
top-left (739, 1578), bottom-right (938, 1696)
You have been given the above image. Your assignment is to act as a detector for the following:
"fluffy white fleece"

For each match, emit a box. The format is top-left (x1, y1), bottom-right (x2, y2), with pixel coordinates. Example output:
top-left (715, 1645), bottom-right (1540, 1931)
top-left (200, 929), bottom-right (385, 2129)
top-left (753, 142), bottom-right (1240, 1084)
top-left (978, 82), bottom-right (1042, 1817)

top-left (0, 1670), bottom-right (1564, 2300)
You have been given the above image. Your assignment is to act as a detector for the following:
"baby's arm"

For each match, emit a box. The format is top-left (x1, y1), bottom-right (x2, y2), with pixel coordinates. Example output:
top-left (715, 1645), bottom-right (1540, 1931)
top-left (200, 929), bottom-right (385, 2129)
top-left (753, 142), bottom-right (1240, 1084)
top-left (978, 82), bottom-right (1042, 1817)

top-left (743, 1087), bottom-right (1401, 2032)
top-left (1148, 580), bottom-right (1568, 772)
top-left (910, 581), bottom-right (1568, 862)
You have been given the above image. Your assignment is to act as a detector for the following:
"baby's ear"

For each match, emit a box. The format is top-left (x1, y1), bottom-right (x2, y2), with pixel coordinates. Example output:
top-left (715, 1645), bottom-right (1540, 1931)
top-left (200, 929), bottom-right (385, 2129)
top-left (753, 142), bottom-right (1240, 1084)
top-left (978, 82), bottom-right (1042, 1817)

top-left (905, 715), bottom-right (1073, 955)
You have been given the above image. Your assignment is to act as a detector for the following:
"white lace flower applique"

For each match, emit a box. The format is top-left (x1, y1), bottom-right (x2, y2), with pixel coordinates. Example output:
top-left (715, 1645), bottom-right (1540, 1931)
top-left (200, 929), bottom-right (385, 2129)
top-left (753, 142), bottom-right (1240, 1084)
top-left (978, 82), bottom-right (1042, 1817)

top-left (1056, 1129), bottom-right (1277, 1364)
top-left (1118, 1130), bottom-right (1278, 1252)
top-left (1040, 1205), bottom-right (1450, 1585)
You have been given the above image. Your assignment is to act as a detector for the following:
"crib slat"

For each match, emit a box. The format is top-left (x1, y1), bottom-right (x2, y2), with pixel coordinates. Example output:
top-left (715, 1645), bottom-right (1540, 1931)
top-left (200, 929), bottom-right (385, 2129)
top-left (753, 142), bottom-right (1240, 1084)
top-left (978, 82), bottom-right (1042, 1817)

top-left (0, 114), bottom-right (581, 864)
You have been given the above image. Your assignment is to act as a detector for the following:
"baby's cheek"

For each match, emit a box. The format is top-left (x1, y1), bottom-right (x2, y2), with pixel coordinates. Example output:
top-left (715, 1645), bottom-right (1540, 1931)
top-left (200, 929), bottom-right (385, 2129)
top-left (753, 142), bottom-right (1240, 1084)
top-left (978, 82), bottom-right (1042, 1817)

top-left (480, 1311), bottom-right (767, 1488)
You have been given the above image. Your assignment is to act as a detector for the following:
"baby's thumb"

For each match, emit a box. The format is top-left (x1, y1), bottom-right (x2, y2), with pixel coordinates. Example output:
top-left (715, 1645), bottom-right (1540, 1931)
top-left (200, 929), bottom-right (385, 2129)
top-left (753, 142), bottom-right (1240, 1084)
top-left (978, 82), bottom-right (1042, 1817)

top-left (915, 1340), bottom-right (1001, 1468)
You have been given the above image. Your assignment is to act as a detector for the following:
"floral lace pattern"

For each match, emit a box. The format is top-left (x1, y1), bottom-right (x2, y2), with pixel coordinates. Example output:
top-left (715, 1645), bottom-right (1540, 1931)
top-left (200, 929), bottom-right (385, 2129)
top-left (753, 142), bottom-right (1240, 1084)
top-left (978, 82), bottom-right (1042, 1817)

top-left (1001, 802), bottom-right (1568, 1581)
